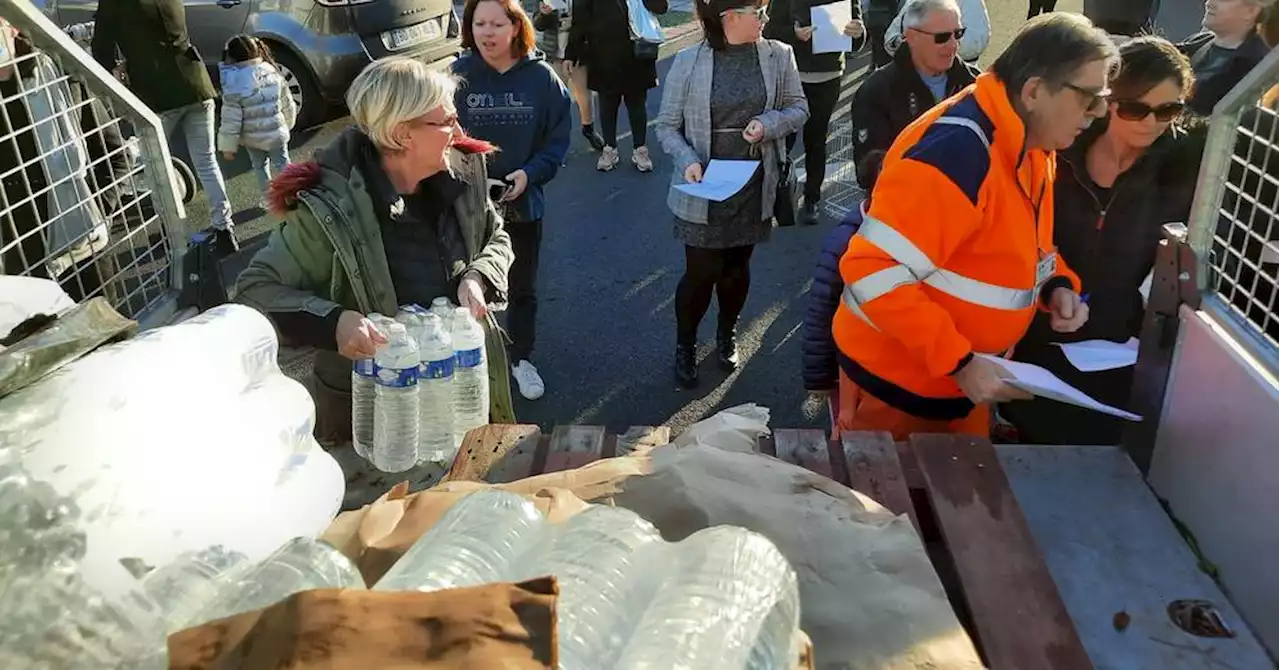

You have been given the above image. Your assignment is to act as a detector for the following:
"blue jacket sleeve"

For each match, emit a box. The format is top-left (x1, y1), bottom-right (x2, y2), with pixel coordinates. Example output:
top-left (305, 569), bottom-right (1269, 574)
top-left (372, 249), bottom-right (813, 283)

top-left (522, 68), bottom-right (572, 186)
top-left (802, 222), bottom-right (857, 391)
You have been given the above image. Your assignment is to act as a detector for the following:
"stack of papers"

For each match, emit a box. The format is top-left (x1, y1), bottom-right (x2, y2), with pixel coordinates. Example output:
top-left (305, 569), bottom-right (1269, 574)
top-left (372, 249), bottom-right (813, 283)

top-left (979, 354), bottom-right (1142, 421)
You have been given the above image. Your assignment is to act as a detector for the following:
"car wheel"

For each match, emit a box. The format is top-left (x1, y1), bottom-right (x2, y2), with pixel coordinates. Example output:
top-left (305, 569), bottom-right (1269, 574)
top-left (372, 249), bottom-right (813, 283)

top-left (270, 47), bottom-right (325, 131)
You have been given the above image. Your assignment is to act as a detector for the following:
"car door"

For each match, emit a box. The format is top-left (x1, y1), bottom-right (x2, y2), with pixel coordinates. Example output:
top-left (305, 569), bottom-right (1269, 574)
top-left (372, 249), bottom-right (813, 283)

top-left (56, 0), bottom-right (249, 63)
top-left (182, 0), bottom-right (251, 65)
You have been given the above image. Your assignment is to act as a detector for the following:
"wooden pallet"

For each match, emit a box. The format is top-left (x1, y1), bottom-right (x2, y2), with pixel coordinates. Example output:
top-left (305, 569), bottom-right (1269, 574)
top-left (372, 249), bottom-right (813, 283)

top-left (455, 424), bottom-right (1092, 670)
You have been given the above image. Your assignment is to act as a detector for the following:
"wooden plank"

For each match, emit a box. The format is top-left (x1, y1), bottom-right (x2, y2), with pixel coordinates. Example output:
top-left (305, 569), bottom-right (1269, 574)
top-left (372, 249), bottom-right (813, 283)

top-left (615, 426), bottom-right (671, 456)
top-left (543, 425), bottom-right (607, 473)
top-left (480, 425), bottom-right (544, 484)
top-left (842, 431), bottom-right (915, 520)
top-left (756, 435), bottom-right (776, 457)
top-left (773, 429), bottom-right (836, 480)
top-left (997, 445), bottom-right (1273, 669)
top-left (912, 434), bottom-right (1092, 670)
top-left (894, 440), bottom-right (927, 490)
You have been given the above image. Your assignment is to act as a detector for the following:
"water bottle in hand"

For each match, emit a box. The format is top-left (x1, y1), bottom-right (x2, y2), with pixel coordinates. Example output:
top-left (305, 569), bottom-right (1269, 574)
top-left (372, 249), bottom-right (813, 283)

top-left (372, 323), bottom-right (420, 473)
top-left (450, 307), bottom-right (489, 448)
top-left (416, 314), bottom-right (456, 464)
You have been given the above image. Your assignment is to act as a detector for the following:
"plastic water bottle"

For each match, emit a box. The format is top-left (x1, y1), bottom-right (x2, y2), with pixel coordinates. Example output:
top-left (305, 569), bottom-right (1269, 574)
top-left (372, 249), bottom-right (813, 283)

top-left (351, 358), bottom-right (376, 461)
top-left (430, 296), bottom-right (454, 331)
top-left (372, 490), bottom-right (546, 593)
top-left (372, 323), bottom-right (420, 473)
top-left (450, 307), bottom-right (489, 448)
top-left (415, 314), bottom-right (456, 464)
top-left (140, 545), bottom-right (250, 632)
top-left (184, 538), bottom-right (366, 628)
top-left (514, 506), bottom-right (664, 669)
top-left (351, 313), bottom-right (390, 461)
top-left (614, 526), bottom-right (800, 670)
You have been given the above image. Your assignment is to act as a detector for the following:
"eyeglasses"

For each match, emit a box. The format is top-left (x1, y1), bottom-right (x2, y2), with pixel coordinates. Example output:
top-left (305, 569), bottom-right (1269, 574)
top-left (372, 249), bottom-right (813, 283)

top-left (414, 112), bottom-right (458, 130)
top-left (908, 26), bottom-right (966, 44)
top-left (1114, 99), bottom-right (1186, 122)
top-left (721, 5), bottom-right (768, 21)
top-left (1061, 82), bottom-right (1111, 113)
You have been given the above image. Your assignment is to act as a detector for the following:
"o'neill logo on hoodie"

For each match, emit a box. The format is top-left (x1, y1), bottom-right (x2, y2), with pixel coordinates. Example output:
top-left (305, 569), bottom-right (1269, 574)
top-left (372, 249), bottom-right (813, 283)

top-left (464, 91), bottom-right (536, 127)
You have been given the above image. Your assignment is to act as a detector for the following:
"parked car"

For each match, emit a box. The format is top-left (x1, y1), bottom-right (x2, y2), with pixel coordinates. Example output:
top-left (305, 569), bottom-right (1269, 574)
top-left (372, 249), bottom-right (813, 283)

top-left (44, 0), bottom-right (462, 129)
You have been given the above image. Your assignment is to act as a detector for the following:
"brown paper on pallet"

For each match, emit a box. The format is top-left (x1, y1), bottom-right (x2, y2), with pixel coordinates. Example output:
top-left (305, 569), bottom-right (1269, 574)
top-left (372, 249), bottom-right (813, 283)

top-left (167, 579), bottom-right (559, 670)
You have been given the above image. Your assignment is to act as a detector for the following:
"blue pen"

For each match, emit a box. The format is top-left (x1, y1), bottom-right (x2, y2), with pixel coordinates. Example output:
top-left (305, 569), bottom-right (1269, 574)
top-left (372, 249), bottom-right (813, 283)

top-left (1081, 293), bottom-right (1090, 305)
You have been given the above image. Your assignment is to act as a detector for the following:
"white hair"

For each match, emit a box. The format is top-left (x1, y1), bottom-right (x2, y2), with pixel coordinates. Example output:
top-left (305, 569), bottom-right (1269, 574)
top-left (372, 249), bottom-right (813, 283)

top-left (901, 0), bottom-right (962, 30)
top-left (346, 57), bottom-right (458, 152)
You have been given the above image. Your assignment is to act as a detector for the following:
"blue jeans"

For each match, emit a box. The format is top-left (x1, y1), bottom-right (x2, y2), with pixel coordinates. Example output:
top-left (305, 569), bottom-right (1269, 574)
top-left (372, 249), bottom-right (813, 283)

top-left (247, 144), bottom-right (290, 195)
top-left (160, 99), bottom-right (231, 230)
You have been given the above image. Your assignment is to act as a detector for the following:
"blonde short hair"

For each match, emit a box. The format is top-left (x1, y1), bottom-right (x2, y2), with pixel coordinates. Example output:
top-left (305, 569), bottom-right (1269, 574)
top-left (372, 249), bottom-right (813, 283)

top-left (346, 57), bottom-right (458, 152)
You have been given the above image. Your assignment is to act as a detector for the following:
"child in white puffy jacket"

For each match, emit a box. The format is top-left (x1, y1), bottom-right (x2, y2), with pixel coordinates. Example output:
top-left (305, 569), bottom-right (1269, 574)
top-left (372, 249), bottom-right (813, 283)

top-left (217, 35), bottom-right (296, 202)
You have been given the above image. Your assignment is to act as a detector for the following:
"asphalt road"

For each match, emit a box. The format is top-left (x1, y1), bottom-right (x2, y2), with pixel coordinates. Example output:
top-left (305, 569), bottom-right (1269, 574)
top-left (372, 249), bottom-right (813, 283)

top-left (175, 0), bottom-right (1209, 435)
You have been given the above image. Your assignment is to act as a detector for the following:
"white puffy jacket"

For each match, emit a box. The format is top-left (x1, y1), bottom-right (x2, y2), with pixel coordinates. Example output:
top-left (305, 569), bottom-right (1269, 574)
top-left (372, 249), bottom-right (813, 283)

top-left (884, 0), bottom-right (990, 63)
top-left (216, 59), bottom-right (297, 153)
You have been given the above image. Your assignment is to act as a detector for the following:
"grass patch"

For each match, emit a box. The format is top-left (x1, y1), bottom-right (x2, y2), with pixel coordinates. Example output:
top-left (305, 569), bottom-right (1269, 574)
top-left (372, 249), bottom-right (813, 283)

top-left (658, 10), bottom-right (695, 28)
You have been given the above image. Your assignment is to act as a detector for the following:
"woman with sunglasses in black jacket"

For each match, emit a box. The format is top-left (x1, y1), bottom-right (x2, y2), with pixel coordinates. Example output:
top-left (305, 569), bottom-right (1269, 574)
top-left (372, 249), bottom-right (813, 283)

top-left (1004, 36), bottom-right (1207, 446)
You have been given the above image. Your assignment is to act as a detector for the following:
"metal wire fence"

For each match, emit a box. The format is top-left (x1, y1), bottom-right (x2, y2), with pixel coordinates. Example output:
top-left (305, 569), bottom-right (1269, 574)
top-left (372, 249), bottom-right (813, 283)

top-left (1186, 50), bottom-right (1280, 367)
top-left (0, 0), bottom-right (185, 326)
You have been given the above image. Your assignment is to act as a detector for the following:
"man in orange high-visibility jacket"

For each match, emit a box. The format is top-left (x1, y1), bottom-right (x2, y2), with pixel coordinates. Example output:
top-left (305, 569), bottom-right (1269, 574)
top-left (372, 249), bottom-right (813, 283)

top-left (832, 14), bottom-right (1119, 440)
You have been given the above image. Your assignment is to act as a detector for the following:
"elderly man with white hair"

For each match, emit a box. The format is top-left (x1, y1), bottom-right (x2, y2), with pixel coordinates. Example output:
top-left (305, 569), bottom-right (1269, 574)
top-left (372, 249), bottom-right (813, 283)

top-left (236, 56), bottom-right (517, 443)
top-left (849, 0), bottom-right (979, 187)
top-left (1177, 0), bottom-right (1275, 116)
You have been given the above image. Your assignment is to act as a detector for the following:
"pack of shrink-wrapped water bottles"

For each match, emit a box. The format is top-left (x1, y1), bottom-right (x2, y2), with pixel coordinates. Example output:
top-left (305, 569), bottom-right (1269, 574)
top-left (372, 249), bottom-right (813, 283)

top-left (351, 298), bottom-right (491, 473)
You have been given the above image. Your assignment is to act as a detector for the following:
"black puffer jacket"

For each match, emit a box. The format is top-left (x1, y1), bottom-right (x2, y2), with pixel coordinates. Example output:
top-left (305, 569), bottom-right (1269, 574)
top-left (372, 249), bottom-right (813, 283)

top-left (1005, 121), bottom-right (1204, 445)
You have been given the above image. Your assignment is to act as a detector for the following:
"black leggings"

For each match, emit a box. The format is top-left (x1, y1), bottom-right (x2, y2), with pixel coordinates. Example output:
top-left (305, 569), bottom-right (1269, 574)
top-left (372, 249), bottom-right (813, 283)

top-left (675, 244), bottom-right (756, 344)
top-left (598, 87), bottom-right (649, 149)
top-left (786, 78), bottom-right (843, 202)
top-left (1027, 0), bottom-right (1057, 18)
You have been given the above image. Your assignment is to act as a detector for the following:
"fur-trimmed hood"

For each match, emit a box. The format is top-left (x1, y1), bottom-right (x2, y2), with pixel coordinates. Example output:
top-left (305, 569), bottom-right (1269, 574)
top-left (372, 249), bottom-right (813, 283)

top-left (266, 127), bottom-right (494, 216)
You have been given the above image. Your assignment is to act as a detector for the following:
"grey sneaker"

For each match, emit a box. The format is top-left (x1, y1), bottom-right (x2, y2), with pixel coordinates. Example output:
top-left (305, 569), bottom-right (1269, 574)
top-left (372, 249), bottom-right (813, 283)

top-left (632, 146), bottom-right (653, 172)
top-left (597, 146), bottom-right (620, 172)
top-left (511, 360), bottom-right (545, 400)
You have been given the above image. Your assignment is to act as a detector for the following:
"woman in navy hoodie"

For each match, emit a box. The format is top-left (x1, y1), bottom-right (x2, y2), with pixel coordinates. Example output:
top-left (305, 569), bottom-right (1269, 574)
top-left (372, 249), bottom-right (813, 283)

top-left (455, 0), bottom-right (571, 401)
top-left (801, 150), bottom-right (884, 435)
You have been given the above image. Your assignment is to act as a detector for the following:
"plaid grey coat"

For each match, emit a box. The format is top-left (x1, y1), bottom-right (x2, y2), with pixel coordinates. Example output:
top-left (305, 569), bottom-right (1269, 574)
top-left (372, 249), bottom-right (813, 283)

top-left (655, 39), bottom-right (809, 224)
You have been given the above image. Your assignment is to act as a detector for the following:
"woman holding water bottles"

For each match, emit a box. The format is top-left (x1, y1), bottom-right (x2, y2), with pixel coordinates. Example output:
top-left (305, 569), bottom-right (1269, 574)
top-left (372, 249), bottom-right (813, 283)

top-left (236, 57), bottom-right (516, 450)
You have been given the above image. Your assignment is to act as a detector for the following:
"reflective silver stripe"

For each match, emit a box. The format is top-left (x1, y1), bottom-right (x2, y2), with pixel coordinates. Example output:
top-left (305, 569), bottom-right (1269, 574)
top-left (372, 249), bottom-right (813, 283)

top-left (924, 269), bottom-right (1036, 310)
top-left (934, 116), bottom-right (991, 150)
top-left (848, 265), bottom-right (916, 304)
top-left (842, 213), bottom-right (1039, 325)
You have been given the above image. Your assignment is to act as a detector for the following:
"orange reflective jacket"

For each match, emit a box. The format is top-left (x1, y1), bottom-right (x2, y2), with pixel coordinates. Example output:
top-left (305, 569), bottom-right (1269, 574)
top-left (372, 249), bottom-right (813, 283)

top-left (833, 73), bottom-right (1080, 421)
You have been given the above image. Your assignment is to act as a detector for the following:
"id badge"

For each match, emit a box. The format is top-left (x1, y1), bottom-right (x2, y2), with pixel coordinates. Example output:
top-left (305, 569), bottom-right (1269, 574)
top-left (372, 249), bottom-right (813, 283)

top-left (1035, 252), bottom-right (1057, 288)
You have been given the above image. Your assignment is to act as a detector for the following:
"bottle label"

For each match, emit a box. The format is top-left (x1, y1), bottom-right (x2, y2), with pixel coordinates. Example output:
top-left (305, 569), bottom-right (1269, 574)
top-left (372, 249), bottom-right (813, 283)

top-left (375, 365), bottom-right (419, 388)
top-left (455, 347), bottom-right (484, 369)
top-left (421, 357), bottom-right (455, 379)
top-left (353, 359), bottom-right (376, 377)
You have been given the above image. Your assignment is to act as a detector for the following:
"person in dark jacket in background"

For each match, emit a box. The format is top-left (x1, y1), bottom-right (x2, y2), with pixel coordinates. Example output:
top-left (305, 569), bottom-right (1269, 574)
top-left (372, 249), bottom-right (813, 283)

top-left (1083, 0), bottom-right (1156, 36)
top-left (566, 0), bottom-right (668, 173)
top-left (848, 0), bottom-right (977, 187)
top-left (1005, 37), bottom-right (1202, 445)
top-left (864, 0), bottom-right (902, 68)
top-left (1177, 0), bottom-right (1273, 116)
top-left (1026, 0), bottom-right (1055, 20)
top-left (801, 150), bottom-right (884, 433)
top-left (92, 0), bottom-right (234, 251)
top-left (764, 0), bottom-right (864, 224)
top-left (455, 0), bottom-right (571, 401)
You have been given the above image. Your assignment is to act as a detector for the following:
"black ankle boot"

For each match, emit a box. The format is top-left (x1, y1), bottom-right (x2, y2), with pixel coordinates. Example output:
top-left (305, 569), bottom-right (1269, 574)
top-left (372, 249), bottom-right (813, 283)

top-left (716, 328), bottom-right (739, 371)
top-left (674, 343), bottom-right (698, 389)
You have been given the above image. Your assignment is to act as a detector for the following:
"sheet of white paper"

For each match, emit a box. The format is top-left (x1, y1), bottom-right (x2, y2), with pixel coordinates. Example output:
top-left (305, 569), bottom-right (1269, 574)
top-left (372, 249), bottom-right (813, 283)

top-left (979, 354), bottom-right (1143, 421)
top-left (673, 160), bottom-right (760, 202)
top-left (1054, 338), bottom-right (1140, 373)
top-left (811, 3), bottom-right (853, 54)
top-left (547, 0), bottom-right (567, 11)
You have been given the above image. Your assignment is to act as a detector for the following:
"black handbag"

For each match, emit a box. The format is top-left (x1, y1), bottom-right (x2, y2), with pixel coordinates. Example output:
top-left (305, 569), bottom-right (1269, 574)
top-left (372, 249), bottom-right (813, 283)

top-left (774, 141), bottom-right (799, 227)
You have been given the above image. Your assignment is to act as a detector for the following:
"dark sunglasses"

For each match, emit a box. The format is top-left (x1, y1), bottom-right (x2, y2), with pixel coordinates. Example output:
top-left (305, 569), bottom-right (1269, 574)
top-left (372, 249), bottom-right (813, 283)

top-left (1114, 100), bottom-right (1186, 122)
top-left (908, 26), bottom-right (966, 44)
top-left (1061, 82), bottom-right (1111, 113)
top-left (722, 5), bottom-right (768, 21)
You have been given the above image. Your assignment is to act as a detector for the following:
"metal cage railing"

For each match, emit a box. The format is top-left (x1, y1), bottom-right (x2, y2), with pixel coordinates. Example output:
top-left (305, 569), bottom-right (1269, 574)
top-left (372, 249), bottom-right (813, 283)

top-left (1185, 49), bottom-right (1280, 372)
top-left (0, 0), bottom-right (185, 327)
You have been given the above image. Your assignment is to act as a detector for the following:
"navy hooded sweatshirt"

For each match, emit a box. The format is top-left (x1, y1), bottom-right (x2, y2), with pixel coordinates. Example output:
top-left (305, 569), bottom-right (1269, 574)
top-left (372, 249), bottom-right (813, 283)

top-left (452, 51), bottom-right (571, 223)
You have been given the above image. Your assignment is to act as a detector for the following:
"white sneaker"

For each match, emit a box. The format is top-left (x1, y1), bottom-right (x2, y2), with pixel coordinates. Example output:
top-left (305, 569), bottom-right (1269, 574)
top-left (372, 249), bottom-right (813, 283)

top-left (511, 360), bottom-right (545, 400)
top-left (597, 146), bottom-right (620, 171)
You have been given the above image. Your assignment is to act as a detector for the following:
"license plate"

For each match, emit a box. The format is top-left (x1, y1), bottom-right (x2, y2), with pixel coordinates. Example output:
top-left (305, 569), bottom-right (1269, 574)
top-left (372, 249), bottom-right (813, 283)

top-left (382, 17), bottom-right (443, 51)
